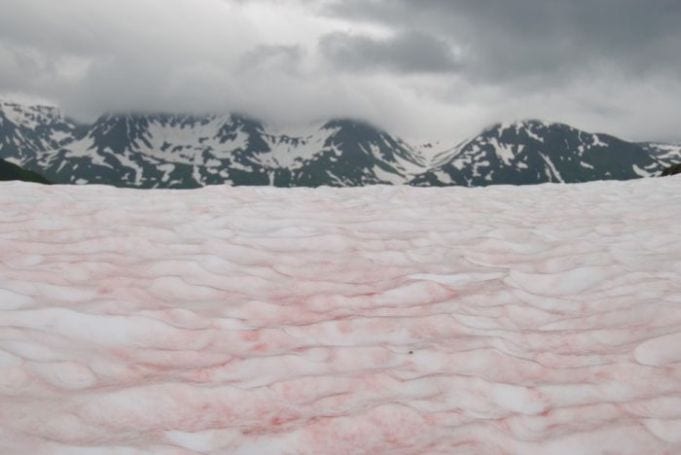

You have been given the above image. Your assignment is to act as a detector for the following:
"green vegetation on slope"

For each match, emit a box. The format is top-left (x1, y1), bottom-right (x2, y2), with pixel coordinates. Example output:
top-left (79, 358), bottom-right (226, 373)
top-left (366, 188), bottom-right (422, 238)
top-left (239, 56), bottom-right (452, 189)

top-left (0, 159), bottom-right (50, 184)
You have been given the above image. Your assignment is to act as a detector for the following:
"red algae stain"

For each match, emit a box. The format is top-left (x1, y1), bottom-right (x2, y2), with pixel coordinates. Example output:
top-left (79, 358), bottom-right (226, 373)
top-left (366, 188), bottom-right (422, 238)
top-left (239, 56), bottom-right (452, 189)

top-left (97, 287), bottom-right (113, 295)
top-left (269, 411), bottom-right (300, 428)
top-left (252, 343), bottom-right (269, 353)
top-left (336, 319), bottom-right (354, 334)
top-left (240, 330), bottom-right (261, 342)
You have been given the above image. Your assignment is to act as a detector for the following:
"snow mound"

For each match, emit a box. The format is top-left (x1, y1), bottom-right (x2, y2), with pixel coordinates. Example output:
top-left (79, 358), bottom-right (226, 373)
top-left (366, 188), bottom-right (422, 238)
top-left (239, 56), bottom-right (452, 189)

top-left (1, 177), bottom-right (681, 454)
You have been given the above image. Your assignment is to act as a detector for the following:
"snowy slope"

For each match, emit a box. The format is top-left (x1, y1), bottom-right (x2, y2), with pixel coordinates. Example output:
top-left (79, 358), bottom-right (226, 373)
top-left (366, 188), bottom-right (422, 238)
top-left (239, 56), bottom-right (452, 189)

top-left (1, 177), bottom-right (681, 453)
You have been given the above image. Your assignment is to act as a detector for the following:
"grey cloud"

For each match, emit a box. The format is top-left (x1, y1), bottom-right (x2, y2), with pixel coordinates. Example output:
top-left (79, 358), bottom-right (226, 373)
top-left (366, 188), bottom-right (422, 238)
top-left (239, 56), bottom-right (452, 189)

top-left (323, 0), bottom-right (681, 82)
top-left (0, 0), bottom-right (680, 144)
top-left (240, 45), bottom-right (305, 74)
top-left (319, 30), bottom-right (461, 74)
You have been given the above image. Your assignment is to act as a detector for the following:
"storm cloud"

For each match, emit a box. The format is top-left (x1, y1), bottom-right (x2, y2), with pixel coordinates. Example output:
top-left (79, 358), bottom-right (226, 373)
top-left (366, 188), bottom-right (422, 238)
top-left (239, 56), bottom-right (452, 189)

top-left (1, 0), bottom-right (680, 144)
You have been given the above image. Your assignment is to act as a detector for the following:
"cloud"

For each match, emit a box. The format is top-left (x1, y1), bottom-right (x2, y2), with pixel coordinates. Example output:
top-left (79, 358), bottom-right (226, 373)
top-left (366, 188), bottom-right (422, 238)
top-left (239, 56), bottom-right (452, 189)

top-left (319, 30), bottom-right (461, 74)
top-left (323, 0), bottom-right (681, 82)
top-left (0, 0), bottom-right (680, 144)
top-left (240, 45), bottom-right (305, 75)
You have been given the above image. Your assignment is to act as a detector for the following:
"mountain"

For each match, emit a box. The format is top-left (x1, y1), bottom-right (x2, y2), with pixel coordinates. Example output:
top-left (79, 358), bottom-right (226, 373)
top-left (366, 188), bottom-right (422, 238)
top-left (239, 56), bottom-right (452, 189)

top-left (0, 102), bottom-right (425, 188)
top-left (1, 101), bottom-right (679, 188)
top-left (411, 120), bottom-right (681, 187)
top-left (0, 158), bottom-right (50, 184)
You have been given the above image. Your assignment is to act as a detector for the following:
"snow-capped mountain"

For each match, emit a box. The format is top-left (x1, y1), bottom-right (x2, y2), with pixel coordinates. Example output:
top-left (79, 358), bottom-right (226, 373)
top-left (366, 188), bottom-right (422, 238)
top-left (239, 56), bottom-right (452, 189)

top-left (1, 102), bottom-right (679, 188)
top-left (0, 102), bottom-right (425, 188)
top-left (411, 120), bottom-right (680, 187)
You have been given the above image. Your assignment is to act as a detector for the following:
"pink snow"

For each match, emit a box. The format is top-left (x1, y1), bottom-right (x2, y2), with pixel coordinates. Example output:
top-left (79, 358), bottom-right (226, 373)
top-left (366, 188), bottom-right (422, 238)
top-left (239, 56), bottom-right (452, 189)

top-left (1, 178), bottom-right (681, 454)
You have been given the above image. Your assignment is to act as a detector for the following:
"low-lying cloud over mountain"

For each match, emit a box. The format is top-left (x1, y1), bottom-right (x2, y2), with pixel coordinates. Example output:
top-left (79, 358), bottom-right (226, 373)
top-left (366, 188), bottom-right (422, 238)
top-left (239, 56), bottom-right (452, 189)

top-left (1, 0), bottom-right (680, 144)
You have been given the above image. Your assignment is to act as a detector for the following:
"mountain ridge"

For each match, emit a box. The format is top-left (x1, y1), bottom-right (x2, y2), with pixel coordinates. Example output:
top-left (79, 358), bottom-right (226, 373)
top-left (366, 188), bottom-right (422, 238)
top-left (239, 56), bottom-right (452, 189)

top-left (1, 101), bottom-right (679, 188)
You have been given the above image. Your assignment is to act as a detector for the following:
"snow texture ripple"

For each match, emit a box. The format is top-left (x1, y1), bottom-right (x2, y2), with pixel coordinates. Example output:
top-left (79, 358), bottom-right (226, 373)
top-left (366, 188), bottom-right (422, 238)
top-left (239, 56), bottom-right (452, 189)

top-left (1, 177), bottom-right (681, 454)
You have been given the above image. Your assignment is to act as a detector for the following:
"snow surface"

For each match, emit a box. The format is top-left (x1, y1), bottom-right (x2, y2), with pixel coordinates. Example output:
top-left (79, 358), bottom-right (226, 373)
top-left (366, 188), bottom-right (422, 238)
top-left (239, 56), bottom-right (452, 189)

top-left (1, 177), bottom-right (681, 454)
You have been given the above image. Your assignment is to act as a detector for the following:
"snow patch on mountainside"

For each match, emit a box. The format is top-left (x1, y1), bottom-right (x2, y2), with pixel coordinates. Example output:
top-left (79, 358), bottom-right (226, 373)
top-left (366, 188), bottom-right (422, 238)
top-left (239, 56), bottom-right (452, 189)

top-left (490, 137), bottom-right (515, 165)
top-left (592, 134), bottom-right (608, 147)
top-left (258, 123), bottom-right (339, 169)
top-left (539, 153), bottom-right (564, 183)
top-left (525, 127), bottom-right (544, 143)
top-left (633, 164), bottom-right (653, 177)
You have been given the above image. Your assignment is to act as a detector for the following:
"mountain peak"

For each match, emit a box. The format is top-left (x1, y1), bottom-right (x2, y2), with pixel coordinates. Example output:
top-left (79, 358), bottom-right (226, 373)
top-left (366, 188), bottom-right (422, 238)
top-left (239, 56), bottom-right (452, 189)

top-left (412, 120), bottom-right (672, 187)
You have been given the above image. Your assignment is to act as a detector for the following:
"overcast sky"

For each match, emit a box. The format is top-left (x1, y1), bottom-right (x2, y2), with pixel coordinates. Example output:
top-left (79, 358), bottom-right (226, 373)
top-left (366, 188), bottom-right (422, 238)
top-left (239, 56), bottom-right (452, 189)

top-left (1, 0), bottom-right (680, 144)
